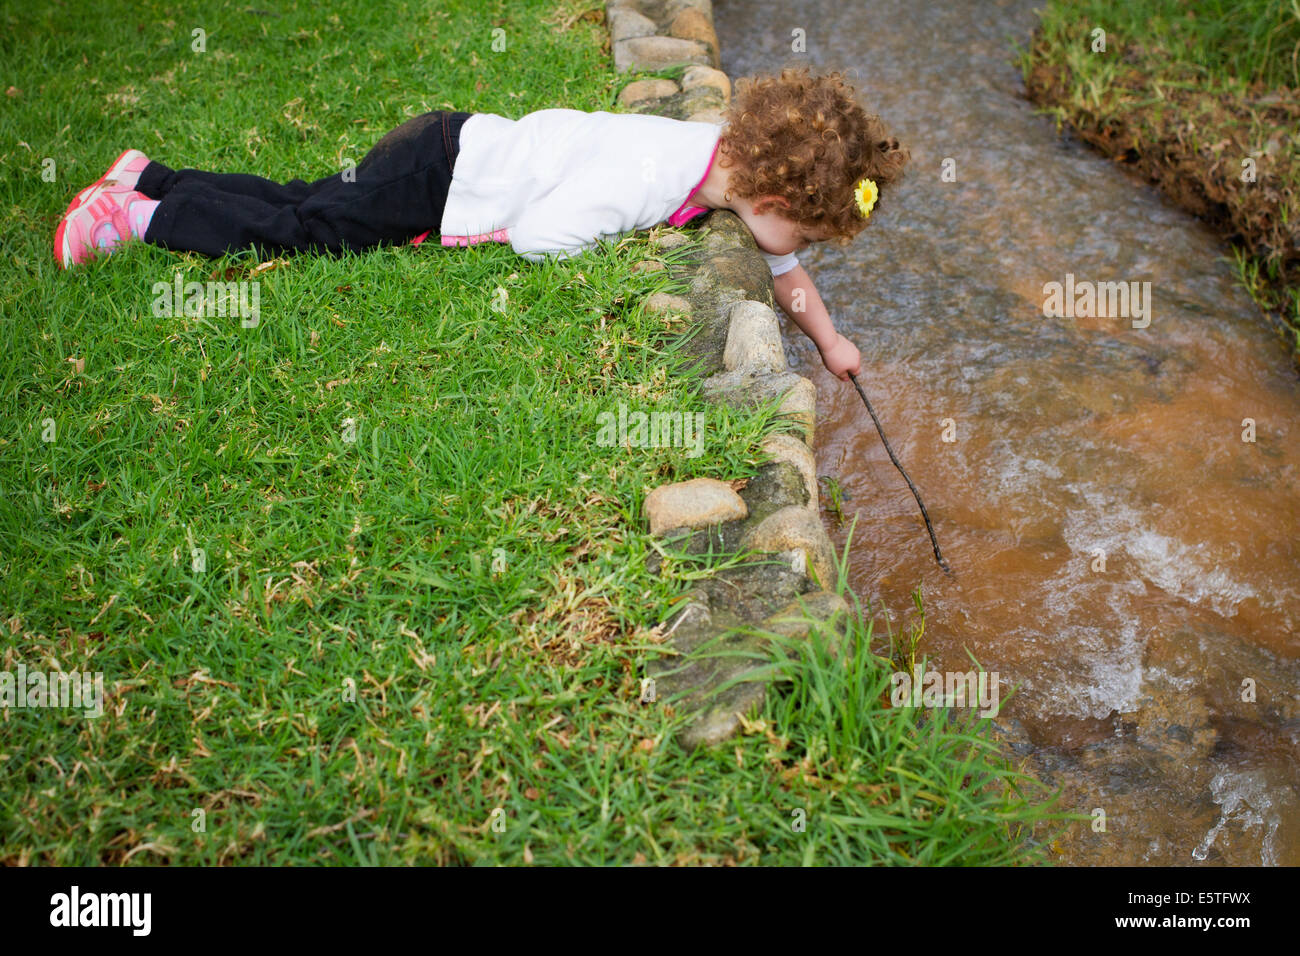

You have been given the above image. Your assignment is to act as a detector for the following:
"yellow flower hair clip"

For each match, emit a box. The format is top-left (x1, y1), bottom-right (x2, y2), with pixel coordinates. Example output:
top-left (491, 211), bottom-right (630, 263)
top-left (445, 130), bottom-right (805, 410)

top-left (854, 177), bottom-right (879, 219)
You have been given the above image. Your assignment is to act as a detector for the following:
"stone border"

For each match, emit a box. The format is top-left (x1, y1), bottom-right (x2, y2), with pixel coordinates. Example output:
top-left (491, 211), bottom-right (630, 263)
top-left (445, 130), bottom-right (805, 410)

top-left (608, 0), bottom-right (847, 748)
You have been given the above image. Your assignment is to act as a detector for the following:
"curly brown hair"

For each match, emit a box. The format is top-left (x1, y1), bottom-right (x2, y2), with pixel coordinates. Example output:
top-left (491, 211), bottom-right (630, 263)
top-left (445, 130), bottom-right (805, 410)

top-left (718, 66), bottom-right (908, 244)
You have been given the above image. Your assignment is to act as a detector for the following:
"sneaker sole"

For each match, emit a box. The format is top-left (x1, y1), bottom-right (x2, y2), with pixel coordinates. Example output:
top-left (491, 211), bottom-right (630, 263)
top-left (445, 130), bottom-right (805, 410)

top-left (54, 193), bottom-right (79, 269)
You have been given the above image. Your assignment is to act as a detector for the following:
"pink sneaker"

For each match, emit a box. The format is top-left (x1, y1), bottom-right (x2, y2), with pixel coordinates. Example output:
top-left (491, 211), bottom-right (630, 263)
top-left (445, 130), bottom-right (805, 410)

top-left (71, 148), bottom-right (151, 209)
top-left (54, 150), bottom-right (151, 267)
top-left (55, 186), bottom-right (153, 268)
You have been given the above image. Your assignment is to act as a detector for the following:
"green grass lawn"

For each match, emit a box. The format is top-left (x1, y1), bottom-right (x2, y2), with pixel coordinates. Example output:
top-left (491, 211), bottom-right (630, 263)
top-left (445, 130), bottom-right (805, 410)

top-left (1020, 0), bottom-right (1300, 358)
top-left (0, 0), bottom-right (1058, 864)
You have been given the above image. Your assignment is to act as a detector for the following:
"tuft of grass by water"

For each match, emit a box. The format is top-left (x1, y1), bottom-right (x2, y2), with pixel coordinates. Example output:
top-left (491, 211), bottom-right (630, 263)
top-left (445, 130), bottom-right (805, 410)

top-left (753, 617), bottom-right (1063, 866)
top-left (1018, 0), bottom-right (1300, 363)
top-left (818, 474), bottom-right (847, 524)
top-left (654, 525), bottom-right (1072, 866)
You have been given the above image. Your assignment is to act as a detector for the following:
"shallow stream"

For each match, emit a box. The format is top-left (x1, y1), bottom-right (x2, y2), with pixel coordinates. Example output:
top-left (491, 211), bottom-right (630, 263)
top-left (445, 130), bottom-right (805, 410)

top-left (716, 0), bottom-right (1300, 865)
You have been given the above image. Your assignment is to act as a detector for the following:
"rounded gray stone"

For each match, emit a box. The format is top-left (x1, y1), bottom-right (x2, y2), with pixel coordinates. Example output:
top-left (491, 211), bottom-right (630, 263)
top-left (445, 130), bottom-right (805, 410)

top-left (646, 477), bottom-right (748, 536)
top-left (681, 65), bottom-right (731, 102)
top-left (613, 36), bottom-right (711, 73)
top-left (741, 504), bottom-right (836, 587)
top-left (762, 433), bottom-right (818, 511)
top-left (618, 78), bottom-right (681, 106)
top-left (608, 7), bottom-right (658, 43)
top-left (723, 300), bottom-right (786, 373)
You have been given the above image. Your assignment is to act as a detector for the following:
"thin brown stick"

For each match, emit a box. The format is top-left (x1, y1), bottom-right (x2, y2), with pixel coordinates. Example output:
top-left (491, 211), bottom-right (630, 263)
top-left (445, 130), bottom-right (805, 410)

top-left (849, 372), bottom-right (951, 574)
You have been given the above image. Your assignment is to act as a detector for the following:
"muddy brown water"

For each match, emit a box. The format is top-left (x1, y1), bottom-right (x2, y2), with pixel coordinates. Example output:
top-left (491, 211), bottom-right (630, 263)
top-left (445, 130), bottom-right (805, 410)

top-left (715, 0), bottom-right (1300, 865)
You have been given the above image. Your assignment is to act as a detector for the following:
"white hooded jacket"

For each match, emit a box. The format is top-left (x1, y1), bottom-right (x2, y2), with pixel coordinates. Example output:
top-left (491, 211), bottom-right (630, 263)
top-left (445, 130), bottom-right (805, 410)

top-left (431, 108), bottom-right (800, 278)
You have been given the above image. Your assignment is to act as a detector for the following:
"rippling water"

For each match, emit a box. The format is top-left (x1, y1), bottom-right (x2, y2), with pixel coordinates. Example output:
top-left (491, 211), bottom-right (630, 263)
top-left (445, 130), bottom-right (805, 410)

top-left (716, 0), bottom-right (1300, 866)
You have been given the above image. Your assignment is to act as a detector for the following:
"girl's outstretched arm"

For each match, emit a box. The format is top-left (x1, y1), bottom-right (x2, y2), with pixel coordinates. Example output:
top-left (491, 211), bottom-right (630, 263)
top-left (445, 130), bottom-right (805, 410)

top-left (772, 263), bottom-right (862, 381)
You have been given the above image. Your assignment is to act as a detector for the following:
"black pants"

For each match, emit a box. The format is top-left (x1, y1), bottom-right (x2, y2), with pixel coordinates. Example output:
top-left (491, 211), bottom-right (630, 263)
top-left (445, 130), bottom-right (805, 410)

top-left (138, 110), bottom-right (472, 257)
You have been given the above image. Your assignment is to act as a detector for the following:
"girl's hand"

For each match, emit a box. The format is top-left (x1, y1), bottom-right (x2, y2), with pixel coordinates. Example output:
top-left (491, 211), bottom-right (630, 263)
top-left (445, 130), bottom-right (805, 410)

top-left (819, 333), bottom-right (862, 381)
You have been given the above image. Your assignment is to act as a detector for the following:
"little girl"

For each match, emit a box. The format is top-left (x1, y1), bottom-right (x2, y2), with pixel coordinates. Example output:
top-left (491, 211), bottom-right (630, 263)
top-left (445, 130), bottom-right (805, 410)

top-left (54, 67), bottom-right (907, 381)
